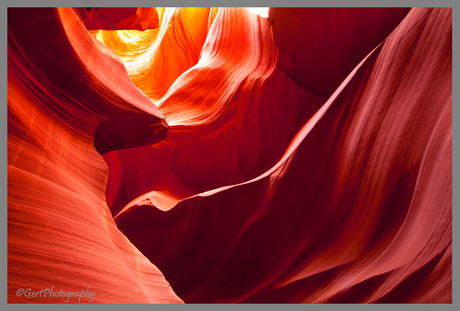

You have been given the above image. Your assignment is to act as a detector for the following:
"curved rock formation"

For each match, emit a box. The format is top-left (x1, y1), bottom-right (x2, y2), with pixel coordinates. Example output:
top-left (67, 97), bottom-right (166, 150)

top-left (270, 8), bottom-right (411, 97)
top-left (8, 8), bottom-right (181, 303)
top-left (73, 7), bottom-right (160, 31)
top-left (8, 6), bottom-right (451, 304)
top-left (92, 8), bottom-right (218, 102)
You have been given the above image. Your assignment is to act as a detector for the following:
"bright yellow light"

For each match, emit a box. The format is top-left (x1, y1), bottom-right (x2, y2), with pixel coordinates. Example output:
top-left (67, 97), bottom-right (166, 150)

top-left (248, 7), bottom-right (269, 18)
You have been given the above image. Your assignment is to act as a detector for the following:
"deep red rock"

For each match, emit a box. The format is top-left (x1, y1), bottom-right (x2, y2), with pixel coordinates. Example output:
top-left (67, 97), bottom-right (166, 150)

top-left (270, 8), bottom-right (410, 97)
top-left (73, 7), bottom-right (159, 31)
top-left (8, 6), bottom-right (451, 304)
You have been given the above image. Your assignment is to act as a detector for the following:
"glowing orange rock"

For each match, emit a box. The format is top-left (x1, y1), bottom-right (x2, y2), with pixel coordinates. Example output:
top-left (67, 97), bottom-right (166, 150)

top-left (7, 8), bottom-right (180, 303)
top-left (7, 5), bottom-right (451, 305)
top-left (103, 8), bottom-right (314, 215)
top-left (117, 8), bottom-right (216, 102)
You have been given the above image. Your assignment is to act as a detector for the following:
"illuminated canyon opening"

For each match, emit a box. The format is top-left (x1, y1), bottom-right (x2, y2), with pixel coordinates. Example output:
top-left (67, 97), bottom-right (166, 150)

top-left (7, 7), bottom-right (452, 304)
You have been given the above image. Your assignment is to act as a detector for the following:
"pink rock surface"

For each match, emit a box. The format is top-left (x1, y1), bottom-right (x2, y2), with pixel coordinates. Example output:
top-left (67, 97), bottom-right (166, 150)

top-left (8, 7), bottom-right (451, 304)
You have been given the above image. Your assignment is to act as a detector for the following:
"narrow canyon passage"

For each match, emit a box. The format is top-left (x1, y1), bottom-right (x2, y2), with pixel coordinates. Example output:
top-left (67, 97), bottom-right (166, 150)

top-left (7, 7), bottom-right (452, 303)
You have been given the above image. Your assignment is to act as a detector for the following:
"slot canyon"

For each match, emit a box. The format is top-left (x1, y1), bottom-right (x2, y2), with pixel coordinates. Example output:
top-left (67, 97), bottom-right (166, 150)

top-left (7, 7), bottom-right (452, 303)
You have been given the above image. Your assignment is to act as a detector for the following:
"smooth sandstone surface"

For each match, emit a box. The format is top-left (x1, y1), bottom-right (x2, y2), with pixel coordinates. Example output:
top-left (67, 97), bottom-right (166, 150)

top-left (8, 8), bottom-right (181, 303)
top-left (8, 7), bottom-right (451, 304)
